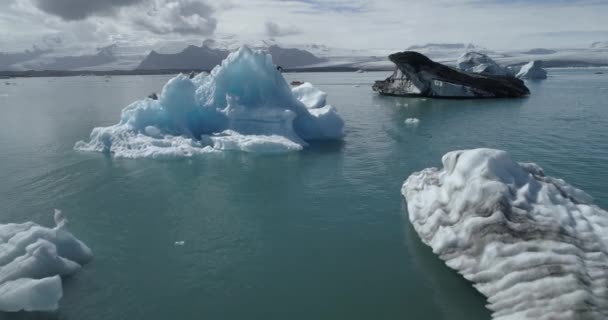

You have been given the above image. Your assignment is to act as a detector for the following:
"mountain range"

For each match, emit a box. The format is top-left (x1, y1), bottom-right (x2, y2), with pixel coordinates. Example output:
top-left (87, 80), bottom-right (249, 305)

top-left (1, 38), bottom-right (607, 73)
top-left (136, 42), bottom-right (325, 70)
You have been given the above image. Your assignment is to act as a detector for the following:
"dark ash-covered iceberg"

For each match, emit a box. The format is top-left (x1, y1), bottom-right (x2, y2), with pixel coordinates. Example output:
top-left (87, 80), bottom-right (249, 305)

top-left (402, 148), bottom-right (608, 320)
top-left (373, 52), bottom-right (529, 98)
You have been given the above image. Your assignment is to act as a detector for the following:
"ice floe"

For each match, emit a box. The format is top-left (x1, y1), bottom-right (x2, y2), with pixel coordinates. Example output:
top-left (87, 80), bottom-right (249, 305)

top-left (404, 118), bottom-right (420, 126)
top-left (0, 210), bottom-right (92, 312)
top-left (402, 148), bottom-right (608, 319)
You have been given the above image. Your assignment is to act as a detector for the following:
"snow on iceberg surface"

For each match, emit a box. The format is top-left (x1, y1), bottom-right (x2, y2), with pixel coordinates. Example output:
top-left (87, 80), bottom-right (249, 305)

top-left (402, 148), bottom-right (608, 320)
top-left (457, 52), bottom-right (512, 76)
top-left (516, 60), bottom-right (548, 80)
top-left (0, 210), bottom-right (92, 312)
top-left (75, 47), bottom-right (344, 158)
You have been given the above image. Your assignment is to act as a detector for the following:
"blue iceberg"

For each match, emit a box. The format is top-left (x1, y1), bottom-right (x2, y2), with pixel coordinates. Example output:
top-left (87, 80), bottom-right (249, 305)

top-left (75, 47), bottom-right (345, 158)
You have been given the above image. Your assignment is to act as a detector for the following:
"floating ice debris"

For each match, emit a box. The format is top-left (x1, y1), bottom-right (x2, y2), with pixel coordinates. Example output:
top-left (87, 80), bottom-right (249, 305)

top-left (420, 98), bottom-right (427, 101)
top-left (0, 210), bottom-right (93, 312)
top-left (174, 241), bottom-right (185, 246)
top-left (404, 118), bottom-right (420, 125)
top-left (402, 148), bottom-right (608, 320)
top-left (75, 47), bottom-right (345, 158)
top-left (396, 102), bottom-right (402, 107)
top-left (402, 103), bottom-right (409, 108)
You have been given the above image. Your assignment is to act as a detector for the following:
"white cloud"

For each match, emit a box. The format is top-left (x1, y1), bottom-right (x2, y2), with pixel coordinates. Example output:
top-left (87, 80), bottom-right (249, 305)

top-left (0, 0), bottom-right (607, 54)
top-left (265, 21), bottom-right (301, 37)
top-left (130, 0), bottom-right (217, 35)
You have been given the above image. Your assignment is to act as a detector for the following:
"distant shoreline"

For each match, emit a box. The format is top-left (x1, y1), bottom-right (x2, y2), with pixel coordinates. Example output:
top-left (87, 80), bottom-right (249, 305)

top-left (0, 67), bottom-right (391, 78)
top-left (1, 62), bottom-right (606, 79)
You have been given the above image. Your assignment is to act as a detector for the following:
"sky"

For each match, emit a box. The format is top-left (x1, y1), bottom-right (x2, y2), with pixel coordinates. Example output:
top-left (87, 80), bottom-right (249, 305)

top-left (0, 0), bottom-right (607, 55)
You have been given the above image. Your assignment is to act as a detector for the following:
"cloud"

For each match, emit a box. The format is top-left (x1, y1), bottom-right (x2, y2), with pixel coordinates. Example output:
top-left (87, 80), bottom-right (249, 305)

top-left (279, 0), bottom-right (368, 13)
top-left (31, 0), bottom-right (143, 20)
top-left (265, 22), bottom-right (301, 37)
top-left (3, 0), bottom-right (608, 55)
top-left (131, 0), bottom-right (217, 35)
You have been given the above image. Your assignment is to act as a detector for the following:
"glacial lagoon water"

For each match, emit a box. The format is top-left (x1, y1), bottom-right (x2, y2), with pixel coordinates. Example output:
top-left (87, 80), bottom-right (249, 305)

top-left (1, 70), bottom-right (607, 319)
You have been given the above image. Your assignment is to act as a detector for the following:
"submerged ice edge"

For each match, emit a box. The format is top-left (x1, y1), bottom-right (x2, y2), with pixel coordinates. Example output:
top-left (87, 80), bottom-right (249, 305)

top-left (75, 47), bottom-right (345, 158)
top-left (402, 148), bottom-right (608, 320)
top-left (0, 210), bottom-right (93, 312)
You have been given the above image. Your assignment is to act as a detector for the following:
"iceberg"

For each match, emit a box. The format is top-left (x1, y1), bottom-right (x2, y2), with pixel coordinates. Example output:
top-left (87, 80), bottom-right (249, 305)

top-left (0, 210), bottom-right (93, 312)
top-left (75, 47), bottom-right (344, 158)
top-left (516, 60), bottom-right (548, 80)
top-left (402, 148), bottom-right (608, 319)
top-left (373, 52), bottom-right (529, 98)
top-left (457, 52), bottom-right (512, 76)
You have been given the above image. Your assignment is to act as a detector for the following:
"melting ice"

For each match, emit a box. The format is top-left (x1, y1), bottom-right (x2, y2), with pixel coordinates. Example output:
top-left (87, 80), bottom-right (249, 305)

top-left (0, 210), bottom-right (92, 312)
top-left (402, 148), bottom-right (608, 320)
top-left (75, 47), bottom-right (345, 158)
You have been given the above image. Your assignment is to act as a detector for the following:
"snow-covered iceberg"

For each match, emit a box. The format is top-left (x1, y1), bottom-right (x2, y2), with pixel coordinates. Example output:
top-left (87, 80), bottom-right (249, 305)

top-left (457, 52), bottom-right (512, 76)
top-left (402, 149), bottom-right (608, 320)
top-left (0, 210), bottom-right (93, 312)
top-left (516, 60), bottom-right (548, 80)
top-left (75, 47), bottom-right (344, 158)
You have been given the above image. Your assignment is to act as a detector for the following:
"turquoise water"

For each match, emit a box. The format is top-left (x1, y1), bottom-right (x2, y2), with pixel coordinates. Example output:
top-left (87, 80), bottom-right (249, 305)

top-left (1, 70), bottom-right (607, 319)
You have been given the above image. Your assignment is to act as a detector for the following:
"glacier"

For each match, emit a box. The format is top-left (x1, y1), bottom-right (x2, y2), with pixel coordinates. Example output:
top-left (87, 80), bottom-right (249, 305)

top-left (75, 47), bottom-right (344, 158)
top-left (402, 148), bottom-right (608, 320)
top-left (0, 210), bottom-right (93, 312)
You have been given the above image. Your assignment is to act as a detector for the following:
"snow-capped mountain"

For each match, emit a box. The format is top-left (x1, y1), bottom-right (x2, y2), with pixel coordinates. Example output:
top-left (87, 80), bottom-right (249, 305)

top-left (136, 38), bottom-right (326, 70)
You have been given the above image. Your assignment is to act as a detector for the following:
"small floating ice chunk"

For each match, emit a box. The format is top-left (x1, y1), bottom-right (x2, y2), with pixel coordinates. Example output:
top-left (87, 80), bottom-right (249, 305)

top-left (402, 148), bottom-right (608, 319)
top-left (209, 130), bottom-right (303, 153)
top-left (0, 210), bottom-right (93, 312)
top-left (53, 209), bottom-right (67, 228)
top-left (404, 118), bottom-right (420, 125)
top-left (174, 241), bottom-right (185, 246)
